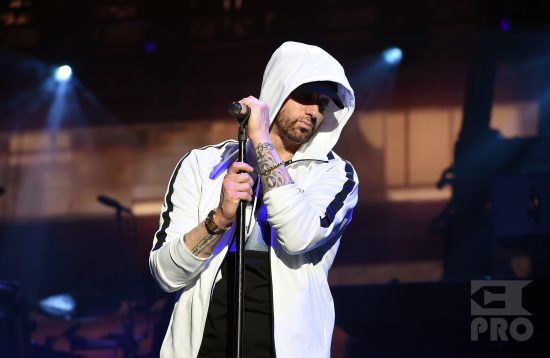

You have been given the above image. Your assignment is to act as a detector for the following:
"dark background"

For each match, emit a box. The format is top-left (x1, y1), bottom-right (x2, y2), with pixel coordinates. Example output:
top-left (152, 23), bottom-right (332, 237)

top-left (1, 1), bottom-right (550, 357)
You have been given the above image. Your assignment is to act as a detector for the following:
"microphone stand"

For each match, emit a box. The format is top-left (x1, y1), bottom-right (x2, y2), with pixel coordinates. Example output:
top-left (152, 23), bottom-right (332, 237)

top-left (96, 196), bottom-right (138, 357)
top-left (228, 102), bottom-right (250, 358)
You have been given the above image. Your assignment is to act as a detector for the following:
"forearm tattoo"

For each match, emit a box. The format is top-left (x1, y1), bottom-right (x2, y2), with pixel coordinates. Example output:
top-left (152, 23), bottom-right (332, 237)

top-left (256, 142), bottom-right (293, 191)
top-left (191, 233), bottom-right (216, 255)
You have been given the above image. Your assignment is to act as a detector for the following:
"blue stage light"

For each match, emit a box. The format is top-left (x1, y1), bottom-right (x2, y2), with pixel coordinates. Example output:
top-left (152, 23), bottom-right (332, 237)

top-left (500, 18), bottom-right (511, 32)
top-left (54, 65), bottom-right (72, 82)
top-left (383, 47), bottom-right (403, 65)
top-left (39, 293), bottom-right (76, 318)
top-left (144, 40), bottom-right (157, 54)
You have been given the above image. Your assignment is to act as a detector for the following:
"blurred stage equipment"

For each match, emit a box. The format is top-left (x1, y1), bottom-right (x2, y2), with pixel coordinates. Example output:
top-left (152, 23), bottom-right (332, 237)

top-left (0, 186), bottom-right (4, 196)
top-left (38, 292), bottom-right (121, 321)
top-left (0, 280), bottom-right (32, 358)
top-left (97, 195), bottom-right (132, 214)
top-left (492, 173), bottom-right (550, 237)
top-left (34, 291), bottom-right (156, 357)
top-left (97, 194), bottom-right (135, 287)
top-left (97, 194), bottom-right (135, 272)
top-left (93, 194), bottom-right (148, 356)
top-left (34, 293), bottom-right (121, 356)
top-left (492, 172), bottom-right (550, 278)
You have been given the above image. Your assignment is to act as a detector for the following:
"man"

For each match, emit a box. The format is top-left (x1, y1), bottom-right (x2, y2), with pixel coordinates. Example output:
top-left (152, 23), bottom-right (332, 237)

top-left (150, 41), bottom-right (358, 358)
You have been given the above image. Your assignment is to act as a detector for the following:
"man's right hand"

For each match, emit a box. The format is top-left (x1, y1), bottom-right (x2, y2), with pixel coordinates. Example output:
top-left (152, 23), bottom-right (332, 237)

top-left (217, 161), bottom-right (255, 227)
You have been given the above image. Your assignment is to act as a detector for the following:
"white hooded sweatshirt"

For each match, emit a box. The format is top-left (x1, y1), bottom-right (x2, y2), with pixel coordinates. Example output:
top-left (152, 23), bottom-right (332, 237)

top-left (150, 41), bottom-right (359, 358)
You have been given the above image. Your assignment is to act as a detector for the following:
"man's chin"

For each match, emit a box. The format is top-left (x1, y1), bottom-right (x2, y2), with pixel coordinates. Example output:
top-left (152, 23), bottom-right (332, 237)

top-left (287, 131), bottom-right (313, 145)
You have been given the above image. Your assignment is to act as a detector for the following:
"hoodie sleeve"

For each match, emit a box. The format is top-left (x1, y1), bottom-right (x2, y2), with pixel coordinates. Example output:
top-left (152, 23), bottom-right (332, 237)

top-left (263, 159), bottom-right (358, 254)
top-left (149, 150), bottom-right (210, 292)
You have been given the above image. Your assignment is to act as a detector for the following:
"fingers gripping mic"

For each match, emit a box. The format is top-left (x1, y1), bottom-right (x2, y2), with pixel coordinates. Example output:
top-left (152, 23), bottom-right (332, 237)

top-left (228, 102), bottom-right (250, 125)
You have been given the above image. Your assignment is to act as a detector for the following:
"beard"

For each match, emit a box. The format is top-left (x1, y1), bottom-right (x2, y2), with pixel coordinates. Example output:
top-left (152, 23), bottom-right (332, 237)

top-left (273, 108), bottom-right (316, 145)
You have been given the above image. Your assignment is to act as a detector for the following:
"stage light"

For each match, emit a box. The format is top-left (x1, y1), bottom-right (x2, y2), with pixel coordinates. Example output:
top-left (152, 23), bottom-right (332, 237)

top-left (383, 47), bottom-right (403, 65)
top-left (39, 293), bottom-right (76, 318)
top-left (500, 18), bottom-right (511, 32)
top-left (144, 40), bottom-right (157, 54)
top-left (54, 65), bottom-right (72, 82)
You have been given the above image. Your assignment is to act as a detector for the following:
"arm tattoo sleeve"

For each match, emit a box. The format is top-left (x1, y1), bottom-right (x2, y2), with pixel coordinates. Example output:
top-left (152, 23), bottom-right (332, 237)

top-left (191, 233), bottom-right (217, 255)
top-left (255, 142), bottom-right (293, 191)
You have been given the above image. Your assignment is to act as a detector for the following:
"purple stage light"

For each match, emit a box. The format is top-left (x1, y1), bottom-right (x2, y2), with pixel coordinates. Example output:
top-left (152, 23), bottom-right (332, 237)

top-left (500, 18), bottom-right (511, 32)
top-left (145, 40), bottom-right (157, 54)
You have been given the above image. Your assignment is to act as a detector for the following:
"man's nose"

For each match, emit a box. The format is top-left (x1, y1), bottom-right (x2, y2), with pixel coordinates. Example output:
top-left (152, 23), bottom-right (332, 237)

top-left (305, 103), bottom-right (321, 118)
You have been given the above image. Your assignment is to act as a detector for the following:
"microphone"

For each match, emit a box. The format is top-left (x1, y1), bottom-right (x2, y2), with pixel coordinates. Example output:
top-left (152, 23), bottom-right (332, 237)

top-left (97, 195), bottom-right (132, 213)
top-left (228, 102), bottom-right (250, 122)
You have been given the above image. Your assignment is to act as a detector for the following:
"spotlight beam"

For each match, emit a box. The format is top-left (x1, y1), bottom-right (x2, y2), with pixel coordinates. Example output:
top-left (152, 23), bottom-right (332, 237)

top-left (54, 65), bottom-right (72, 82)
top-left (383, 48), bottom-right (403, 65)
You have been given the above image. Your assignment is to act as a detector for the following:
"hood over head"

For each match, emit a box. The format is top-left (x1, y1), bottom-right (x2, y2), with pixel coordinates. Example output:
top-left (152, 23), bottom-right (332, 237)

top-left (259, 41), bottom-right (355, 161)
